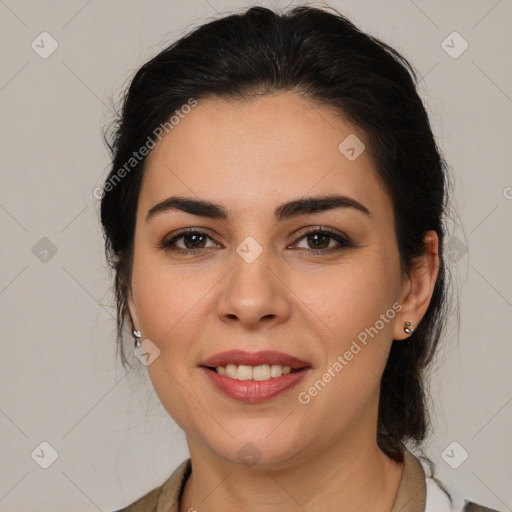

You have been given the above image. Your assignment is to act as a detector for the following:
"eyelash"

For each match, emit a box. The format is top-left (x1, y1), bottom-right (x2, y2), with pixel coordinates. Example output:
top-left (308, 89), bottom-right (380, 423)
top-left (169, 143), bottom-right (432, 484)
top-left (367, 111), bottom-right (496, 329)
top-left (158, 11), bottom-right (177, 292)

top-left (159, 227), bottom-right (353, 256)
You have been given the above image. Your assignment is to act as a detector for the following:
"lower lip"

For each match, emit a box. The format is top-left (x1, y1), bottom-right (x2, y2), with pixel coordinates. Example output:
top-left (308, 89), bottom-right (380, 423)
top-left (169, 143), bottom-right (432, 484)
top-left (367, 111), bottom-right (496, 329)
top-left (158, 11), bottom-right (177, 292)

top-left (200, 367), bottom-right (310, 403)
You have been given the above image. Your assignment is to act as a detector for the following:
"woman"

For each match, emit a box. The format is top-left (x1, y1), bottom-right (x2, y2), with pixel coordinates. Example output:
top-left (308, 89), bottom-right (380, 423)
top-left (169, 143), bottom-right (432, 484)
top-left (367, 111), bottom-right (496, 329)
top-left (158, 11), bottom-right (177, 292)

top-left (100, 5), bottom-right (501, 512)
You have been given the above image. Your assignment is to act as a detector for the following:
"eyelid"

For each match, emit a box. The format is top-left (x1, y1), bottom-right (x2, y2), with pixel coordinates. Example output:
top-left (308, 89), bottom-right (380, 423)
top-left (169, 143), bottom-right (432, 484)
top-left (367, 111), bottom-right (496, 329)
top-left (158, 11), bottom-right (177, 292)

top-left (159, 227), bottom-right (219, 250)
top-left (159, 226), bottom-right (354, 253)
top-left (291, 227), bottom-right (353, 252)
top-left (292, 225), bottom-right (351, 243)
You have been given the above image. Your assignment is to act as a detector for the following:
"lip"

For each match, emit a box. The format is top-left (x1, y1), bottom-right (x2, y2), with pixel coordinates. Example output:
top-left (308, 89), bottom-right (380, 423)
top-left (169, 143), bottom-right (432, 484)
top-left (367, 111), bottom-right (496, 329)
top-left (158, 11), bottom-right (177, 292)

top-left (199, 349), bottom-right (311, 369)
top-left (200, 366), bottom-right (311, 403)
top-left (199, 349), bottom-right (312, 403)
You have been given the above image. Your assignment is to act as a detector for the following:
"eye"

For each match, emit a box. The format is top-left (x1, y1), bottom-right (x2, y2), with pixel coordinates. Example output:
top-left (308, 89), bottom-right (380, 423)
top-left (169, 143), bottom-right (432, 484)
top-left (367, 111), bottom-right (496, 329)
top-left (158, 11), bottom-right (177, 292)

top-left (159, 227), bottom-right (353, 255)
top-left (160, 229), bottom-right (218, 255)
top-left (292, 228), bottom-right (352, 253)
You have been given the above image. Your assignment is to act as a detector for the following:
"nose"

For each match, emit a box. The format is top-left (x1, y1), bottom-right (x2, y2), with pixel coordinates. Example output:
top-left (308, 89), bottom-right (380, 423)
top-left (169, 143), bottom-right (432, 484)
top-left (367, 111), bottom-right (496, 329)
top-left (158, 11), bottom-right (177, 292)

top-left (216, 245), bottom-right (292, 330)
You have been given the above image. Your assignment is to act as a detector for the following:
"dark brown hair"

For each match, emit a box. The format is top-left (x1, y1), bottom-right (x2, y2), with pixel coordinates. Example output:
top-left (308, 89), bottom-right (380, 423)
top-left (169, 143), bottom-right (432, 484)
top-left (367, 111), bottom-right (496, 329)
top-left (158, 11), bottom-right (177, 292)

top-left (100, 5), bottom-right (453, 464)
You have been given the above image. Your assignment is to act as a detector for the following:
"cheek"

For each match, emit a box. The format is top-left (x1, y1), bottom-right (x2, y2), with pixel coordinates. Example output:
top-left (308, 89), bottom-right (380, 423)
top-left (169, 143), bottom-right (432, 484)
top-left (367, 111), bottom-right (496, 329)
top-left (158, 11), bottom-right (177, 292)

top-left (307, 256), bottom-right (398, 338)
top-left (131, 259), bottom-right (209, 354)
top-left (300, 254), bottom-right (400, 406)
top-left (133, 265), bottom-right (212, 429)
top-left (298, 263), bottom-right (399, 416)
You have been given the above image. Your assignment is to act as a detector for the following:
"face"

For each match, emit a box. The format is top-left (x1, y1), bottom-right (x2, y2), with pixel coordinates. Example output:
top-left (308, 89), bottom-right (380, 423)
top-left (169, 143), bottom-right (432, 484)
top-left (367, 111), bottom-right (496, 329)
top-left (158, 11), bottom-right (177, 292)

top-left (126, 91), bottom-right (426, 468)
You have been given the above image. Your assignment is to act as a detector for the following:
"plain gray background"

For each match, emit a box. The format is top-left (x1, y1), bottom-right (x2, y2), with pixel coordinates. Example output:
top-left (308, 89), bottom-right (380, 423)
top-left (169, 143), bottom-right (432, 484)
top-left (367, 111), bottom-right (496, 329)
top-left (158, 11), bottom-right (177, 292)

top-left (0, 0), bottom-right (511, 511)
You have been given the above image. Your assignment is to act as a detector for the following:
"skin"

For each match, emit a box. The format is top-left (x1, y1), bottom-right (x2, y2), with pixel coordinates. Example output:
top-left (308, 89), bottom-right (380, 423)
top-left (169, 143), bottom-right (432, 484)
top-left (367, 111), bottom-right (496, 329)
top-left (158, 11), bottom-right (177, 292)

top-left (126, 91), bottom-right (439, 512)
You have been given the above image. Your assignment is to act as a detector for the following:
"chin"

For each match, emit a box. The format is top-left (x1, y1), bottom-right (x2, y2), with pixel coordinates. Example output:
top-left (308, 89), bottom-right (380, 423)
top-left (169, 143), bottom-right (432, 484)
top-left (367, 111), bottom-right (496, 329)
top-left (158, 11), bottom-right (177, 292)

top-left (208, 434), bottom-right (306, 470)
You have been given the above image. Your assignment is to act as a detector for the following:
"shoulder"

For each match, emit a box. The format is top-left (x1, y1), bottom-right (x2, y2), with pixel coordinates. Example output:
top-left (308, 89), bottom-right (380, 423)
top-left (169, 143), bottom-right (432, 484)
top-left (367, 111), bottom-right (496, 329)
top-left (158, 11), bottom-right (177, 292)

top-left (417, 454), bottom-right (503, 512)
top-left (111, 485), bottom-right (162, 512)
top-left (425, 475), bottom-right (503, 512)
top-left (111, 458), bottom-right (191, 512)
top-left (462, 501), bottom-right (502, 512)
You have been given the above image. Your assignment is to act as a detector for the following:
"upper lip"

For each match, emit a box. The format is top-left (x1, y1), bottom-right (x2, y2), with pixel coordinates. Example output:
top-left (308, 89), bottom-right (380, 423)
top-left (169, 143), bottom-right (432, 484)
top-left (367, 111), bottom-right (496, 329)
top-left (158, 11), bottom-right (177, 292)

top-left (200, 350), bottom-right (311, 369)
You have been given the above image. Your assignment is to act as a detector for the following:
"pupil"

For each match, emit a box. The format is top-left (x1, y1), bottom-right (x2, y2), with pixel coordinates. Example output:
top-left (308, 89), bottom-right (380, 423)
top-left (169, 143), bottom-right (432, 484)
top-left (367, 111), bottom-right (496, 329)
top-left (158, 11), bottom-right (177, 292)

top-left (186, 234), bottom-right (204, 249)
top-left (310, 233), bottom-right (328, 249)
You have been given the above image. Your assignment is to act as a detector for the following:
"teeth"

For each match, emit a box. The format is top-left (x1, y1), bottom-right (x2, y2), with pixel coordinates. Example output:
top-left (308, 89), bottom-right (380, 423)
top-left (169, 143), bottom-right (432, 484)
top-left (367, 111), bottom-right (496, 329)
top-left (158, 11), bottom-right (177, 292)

top-left (236, 364), bottom-right (253, 380)
top-left (253, 364), bottom-right (270, 381)
top-left (216, 363), bottom-right (294, 381)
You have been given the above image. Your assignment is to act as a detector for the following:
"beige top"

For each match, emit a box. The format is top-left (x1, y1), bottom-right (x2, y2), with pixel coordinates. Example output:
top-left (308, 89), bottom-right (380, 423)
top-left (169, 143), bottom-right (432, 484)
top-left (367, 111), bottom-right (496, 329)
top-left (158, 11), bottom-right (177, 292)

top-left (113, 445), bottom-right (500, 512)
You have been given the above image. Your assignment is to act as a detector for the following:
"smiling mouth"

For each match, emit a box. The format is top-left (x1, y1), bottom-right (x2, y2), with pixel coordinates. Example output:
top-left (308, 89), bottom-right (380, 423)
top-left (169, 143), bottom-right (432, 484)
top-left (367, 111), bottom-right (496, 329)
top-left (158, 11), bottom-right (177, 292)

top-left (204, 363), bottom-right (304, 381)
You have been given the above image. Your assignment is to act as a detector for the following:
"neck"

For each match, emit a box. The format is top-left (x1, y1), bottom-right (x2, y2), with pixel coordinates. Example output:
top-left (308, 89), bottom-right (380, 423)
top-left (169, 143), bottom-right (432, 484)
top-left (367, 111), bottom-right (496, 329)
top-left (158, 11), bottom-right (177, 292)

top-left (179, 428), bottom-right (404, 512)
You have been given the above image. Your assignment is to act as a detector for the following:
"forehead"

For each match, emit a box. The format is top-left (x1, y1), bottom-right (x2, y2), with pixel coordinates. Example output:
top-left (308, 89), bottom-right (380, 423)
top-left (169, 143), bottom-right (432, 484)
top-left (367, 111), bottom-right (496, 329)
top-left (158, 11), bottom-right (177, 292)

top-left (139, 91), bottom-right (392, 221)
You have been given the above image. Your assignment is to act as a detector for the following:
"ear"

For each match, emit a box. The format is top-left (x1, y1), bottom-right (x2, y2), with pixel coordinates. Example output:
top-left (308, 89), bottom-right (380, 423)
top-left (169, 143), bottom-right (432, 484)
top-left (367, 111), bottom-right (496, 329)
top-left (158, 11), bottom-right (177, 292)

top-left (126, 286), bottom-right (140, 333)
top-left (393, 230), bottom-right (440, 340)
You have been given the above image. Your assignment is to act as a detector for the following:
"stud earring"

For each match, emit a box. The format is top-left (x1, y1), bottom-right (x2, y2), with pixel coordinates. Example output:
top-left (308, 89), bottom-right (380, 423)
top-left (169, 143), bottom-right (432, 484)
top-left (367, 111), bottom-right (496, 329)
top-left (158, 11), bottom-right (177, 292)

top-left (404, 322), bottom-right (414, 335)
top-left (133, 330), bottom-right (142, 348)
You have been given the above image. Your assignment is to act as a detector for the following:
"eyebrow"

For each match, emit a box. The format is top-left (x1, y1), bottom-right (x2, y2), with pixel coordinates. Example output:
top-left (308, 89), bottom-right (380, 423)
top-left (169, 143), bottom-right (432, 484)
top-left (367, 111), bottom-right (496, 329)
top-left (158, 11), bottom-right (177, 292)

top-left (146, 194), bottom-right (371, 223)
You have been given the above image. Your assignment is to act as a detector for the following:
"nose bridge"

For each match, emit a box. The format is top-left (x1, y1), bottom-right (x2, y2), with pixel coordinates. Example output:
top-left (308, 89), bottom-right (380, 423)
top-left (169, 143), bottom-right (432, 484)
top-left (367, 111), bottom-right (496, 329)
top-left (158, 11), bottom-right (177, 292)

top-left (217, 231), bottom-right (290, 326)
top-left (231, 233), bottom-right (274, 302)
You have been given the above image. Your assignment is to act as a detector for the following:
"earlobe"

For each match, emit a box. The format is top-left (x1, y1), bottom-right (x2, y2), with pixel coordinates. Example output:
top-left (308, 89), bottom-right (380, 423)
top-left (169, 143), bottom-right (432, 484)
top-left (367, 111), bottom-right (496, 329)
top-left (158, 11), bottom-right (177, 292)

top-left (393, 230), bottom-right (440, 340)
